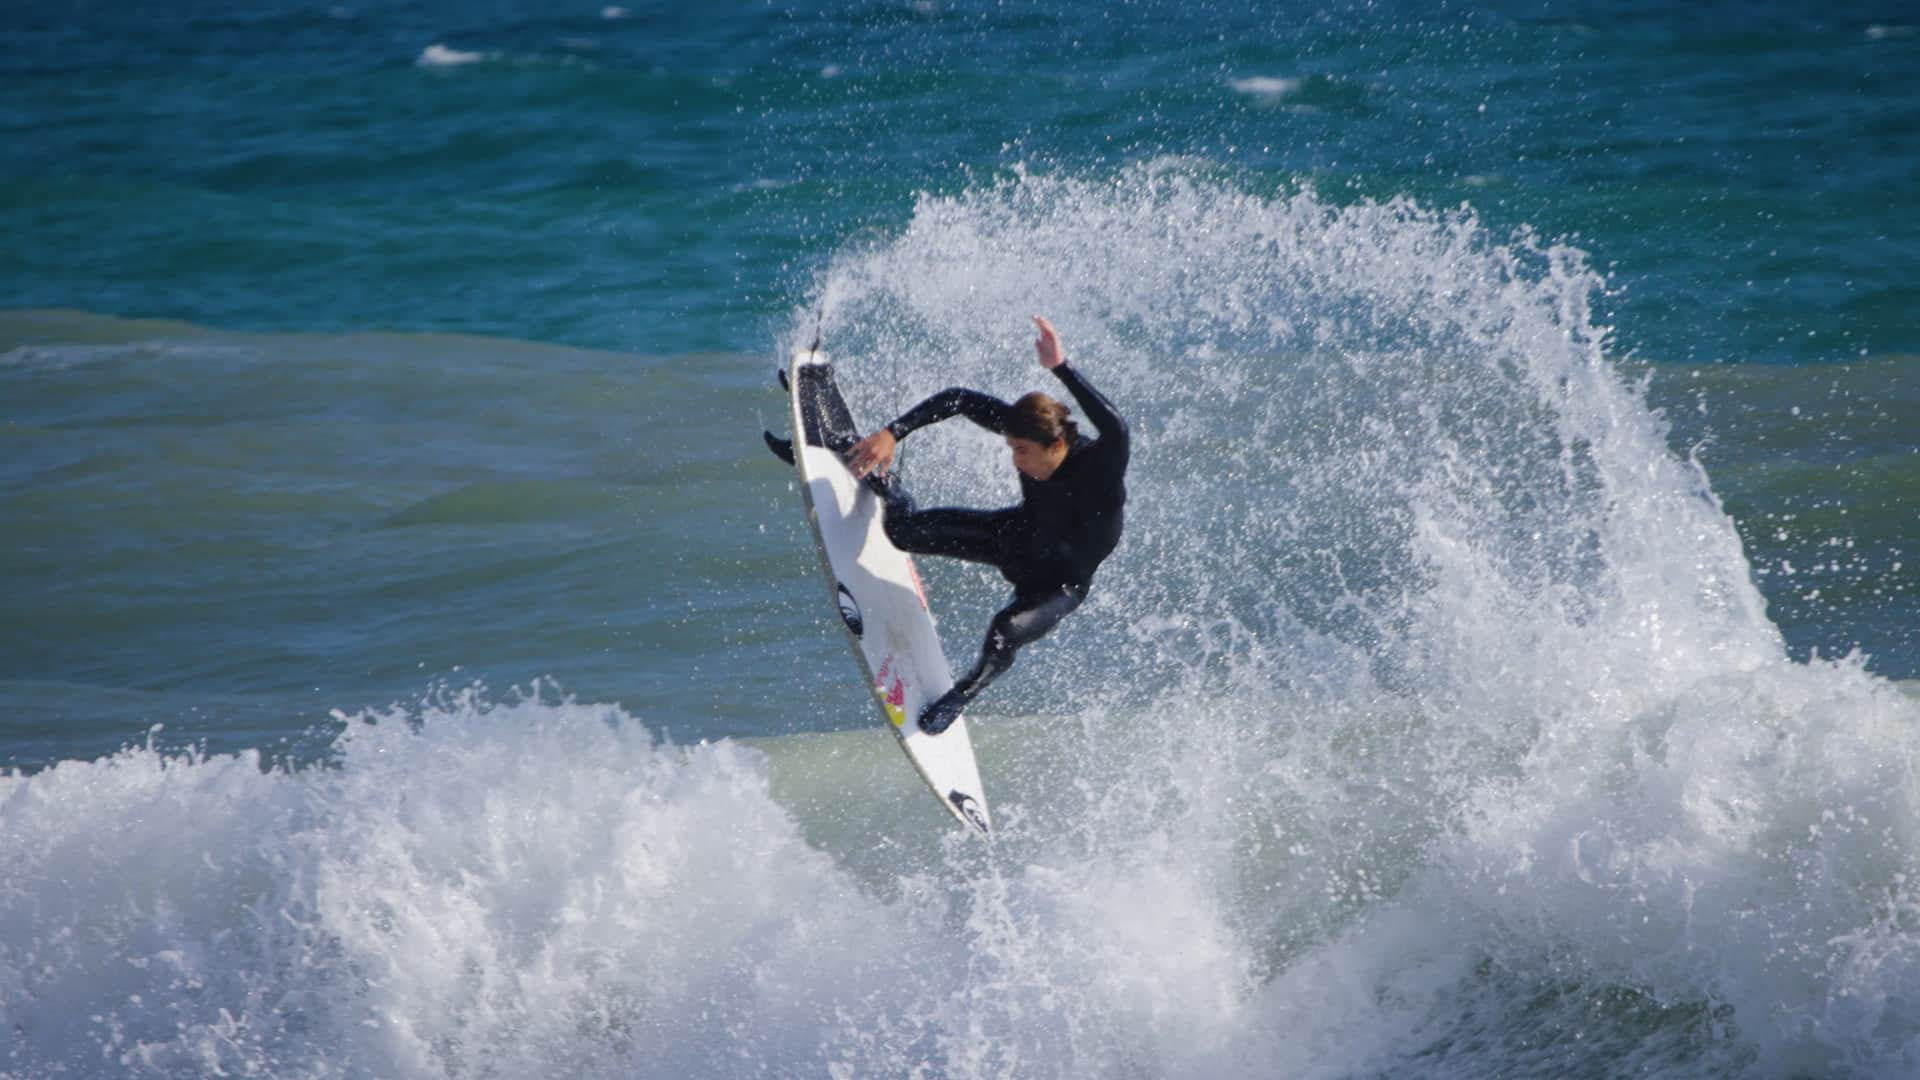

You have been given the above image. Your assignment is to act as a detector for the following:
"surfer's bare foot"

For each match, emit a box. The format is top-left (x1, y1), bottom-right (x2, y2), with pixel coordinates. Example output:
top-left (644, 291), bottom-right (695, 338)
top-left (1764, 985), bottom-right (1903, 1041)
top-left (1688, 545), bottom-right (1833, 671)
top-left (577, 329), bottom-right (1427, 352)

top-left (919, 691), bottom-right (965, 735)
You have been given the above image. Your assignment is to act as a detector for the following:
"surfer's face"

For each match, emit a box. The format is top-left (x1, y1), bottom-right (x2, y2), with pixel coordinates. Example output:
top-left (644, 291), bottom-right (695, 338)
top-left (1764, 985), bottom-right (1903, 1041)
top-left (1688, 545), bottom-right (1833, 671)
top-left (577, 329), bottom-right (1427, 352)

top-left (1007, 436), bottom-right (1068, 481)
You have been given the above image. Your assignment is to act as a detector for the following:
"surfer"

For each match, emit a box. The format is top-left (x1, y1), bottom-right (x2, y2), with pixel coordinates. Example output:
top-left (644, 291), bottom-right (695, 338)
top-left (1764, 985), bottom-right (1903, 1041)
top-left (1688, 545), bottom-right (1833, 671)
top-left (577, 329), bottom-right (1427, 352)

top-left (847, 316), bottom-right (1129, 735)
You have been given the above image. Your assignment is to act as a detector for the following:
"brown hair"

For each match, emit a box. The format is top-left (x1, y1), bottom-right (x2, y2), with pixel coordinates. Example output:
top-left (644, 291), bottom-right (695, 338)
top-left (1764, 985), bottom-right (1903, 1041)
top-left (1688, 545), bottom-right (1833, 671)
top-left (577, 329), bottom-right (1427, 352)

top-left (1005, 392), bottom-right (1078, 446)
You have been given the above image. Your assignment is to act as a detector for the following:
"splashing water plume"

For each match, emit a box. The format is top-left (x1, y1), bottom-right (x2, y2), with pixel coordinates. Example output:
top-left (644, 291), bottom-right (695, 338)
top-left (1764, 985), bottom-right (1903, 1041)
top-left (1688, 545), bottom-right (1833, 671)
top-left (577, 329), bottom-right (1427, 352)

top-left (792, 164), bottom-right (1920, 1075)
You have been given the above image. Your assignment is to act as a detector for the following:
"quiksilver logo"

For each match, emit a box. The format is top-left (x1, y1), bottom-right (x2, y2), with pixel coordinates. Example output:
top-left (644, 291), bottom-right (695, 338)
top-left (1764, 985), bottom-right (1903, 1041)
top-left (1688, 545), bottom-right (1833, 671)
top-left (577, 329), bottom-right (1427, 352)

top-left (949, 791), bottom-right (989, 835)
top-left (836, 584), bottom-right (863, 637)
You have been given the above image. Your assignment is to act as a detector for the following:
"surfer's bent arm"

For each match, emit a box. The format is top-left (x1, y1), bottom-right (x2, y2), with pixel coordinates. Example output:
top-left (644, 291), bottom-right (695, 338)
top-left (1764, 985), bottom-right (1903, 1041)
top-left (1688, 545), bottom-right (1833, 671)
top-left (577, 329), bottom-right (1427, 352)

top-left (1050, 363), bottom-right (1129, 452)
top-left (883, 387), bottom-right (1010, 441)
top-left (848, 387), bottom-right (1009, 477)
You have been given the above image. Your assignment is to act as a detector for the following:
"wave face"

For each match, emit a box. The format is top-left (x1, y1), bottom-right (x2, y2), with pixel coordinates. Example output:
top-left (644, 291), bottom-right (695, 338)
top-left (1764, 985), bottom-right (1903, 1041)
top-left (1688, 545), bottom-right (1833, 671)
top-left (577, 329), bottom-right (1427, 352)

top-left (7, 167), bottom-right (1920, 1078)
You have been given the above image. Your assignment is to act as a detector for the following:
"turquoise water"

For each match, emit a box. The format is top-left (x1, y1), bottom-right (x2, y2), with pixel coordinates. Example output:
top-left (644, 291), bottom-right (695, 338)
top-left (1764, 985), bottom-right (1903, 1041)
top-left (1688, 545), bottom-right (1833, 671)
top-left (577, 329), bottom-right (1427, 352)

top-left (4, 3), bottom-right (1920, 1077)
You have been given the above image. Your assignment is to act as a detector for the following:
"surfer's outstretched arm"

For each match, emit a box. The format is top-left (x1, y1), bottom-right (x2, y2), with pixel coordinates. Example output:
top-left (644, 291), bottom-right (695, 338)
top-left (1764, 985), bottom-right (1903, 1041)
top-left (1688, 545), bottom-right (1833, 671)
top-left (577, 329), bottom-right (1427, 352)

top-left (1033, 315), bottom-right (1128, 451)
top-left (1049, 364), bottom-right (1127, 448)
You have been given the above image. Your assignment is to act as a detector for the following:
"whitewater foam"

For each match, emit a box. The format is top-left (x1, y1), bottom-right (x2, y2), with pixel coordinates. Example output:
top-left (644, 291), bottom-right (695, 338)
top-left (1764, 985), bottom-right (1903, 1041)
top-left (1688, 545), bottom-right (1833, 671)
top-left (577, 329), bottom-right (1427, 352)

top-left (1228, 76), bottom-right (1301, 100)
top-left (0, 689), bottom-right (933, 1077)
top-left (786, 162), bottom-right (1920, 1075)
top-left (416, 43), bottom-right (485, 68)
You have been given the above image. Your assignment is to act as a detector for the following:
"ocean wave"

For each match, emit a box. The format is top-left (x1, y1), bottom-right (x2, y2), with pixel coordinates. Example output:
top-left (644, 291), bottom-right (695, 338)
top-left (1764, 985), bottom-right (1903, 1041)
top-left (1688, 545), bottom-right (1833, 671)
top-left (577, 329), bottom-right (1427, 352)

top-left (5, 157), bottom-right (1917, 1074)
top-left (8, 652), bottom-right (1919, 1077)
top-left (777, 162), bottom-right (1920, 1074)
top-left (0, 689), bottom-right (919, 1078)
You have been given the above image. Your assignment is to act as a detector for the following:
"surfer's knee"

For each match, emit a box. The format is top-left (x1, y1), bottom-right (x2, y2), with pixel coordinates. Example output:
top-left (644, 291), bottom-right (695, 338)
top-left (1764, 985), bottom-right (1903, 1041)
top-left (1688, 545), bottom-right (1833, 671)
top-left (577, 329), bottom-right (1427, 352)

top-left (881, 506), bottom-right (922, 549)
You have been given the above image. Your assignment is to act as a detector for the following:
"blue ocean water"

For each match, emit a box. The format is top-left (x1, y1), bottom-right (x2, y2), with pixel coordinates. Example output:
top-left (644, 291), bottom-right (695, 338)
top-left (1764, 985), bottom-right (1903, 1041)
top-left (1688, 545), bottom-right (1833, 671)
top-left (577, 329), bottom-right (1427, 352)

top-left (4, 2), bottom-right (1920, 1076)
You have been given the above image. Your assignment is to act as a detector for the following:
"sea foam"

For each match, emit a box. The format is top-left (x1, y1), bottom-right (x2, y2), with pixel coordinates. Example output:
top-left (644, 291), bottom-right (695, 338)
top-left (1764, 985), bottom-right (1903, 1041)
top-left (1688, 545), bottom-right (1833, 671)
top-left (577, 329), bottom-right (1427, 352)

top-left (788, 162), bottom-right (1920, 1076)
top-left (0, 689), bottom-right (928, 1078)
top-left (1228, 75), bottom-right (1301, 100)
top-left (416, 43), bottom-right (485, 68)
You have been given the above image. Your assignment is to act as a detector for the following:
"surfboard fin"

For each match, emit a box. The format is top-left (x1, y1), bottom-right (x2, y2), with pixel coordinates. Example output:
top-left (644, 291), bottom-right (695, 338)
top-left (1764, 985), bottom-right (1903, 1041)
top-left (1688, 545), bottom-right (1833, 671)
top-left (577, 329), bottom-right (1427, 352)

top-left (763, 431), bottom-right (796, 466)
top-left (774, 368), bottom-right (790, 393)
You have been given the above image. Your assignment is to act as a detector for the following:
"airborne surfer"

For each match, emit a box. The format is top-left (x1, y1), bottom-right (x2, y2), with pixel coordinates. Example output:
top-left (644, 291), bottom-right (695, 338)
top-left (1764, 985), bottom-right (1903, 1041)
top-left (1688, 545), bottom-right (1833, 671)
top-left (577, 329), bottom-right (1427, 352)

top-left (847, 316), bottom-right (1130, 734)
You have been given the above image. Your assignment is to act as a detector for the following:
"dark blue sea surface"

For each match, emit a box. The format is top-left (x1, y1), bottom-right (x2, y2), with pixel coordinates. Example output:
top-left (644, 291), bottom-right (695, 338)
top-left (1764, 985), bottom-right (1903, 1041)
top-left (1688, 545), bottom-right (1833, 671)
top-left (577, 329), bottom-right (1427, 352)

top-left (3, 2), bottom-right (1918, 1077)
top-left (7, 1), bottom-right (1916, 359)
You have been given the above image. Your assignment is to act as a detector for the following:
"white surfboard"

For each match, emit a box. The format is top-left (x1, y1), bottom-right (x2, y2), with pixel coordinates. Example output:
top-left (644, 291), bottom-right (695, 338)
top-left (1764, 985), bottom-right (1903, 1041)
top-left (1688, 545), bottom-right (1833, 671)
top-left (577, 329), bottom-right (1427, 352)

top-left (779, 347), bottom-right (991, 837)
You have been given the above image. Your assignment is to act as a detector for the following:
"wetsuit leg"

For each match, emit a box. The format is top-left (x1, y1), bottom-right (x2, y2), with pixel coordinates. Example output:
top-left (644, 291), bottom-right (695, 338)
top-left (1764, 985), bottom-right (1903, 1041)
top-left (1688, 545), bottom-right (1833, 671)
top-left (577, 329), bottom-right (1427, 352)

top-left (920, 584), bottom-right (1086, 734)
top-left (876, 480), bottom-right (1022, 569)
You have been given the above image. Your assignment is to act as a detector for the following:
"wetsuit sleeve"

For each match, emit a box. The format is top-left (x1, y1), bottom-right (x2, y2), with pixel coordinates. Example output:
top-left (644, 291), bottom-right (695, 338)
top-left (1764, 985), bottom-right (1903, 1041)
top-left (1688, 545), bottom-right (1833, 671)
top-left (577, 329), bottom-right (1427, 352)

top-left (1050, 363), bottom-right (1129, 453)
top-left (883, 387), bottom-right (1009, 441)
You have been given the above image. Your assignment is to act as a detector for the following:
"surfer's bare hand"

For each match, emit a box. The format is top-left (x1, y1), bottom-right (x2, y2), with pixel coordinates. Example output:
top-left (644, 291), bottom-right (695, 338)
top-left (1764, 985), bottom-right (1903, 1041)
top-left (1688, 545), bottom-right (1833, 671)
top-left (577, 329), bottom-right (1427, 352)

top-left (849, 429), bottom-right (897, 476)
top-left (1033, 315), bottom-right (1066, 370)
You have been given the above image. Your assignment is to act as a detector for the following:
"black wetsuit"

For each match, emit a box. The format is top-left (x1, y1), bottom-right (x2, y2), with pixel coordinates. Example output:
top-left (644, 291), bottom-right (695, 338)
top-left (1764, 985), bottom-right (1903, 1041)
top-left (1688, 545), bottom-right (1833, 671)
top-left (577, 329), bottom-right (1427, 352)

top-left (876, 363), bottom-right (1129, 732)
